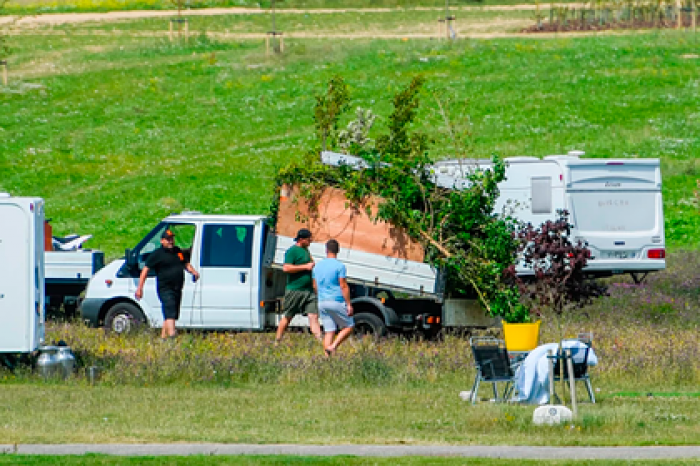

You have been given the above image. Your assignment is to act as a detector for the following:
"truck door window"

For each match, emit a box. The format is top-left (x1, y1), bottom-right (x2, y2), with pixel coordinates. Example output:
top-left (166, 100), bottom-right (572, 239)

top-left (531, 176), bottom-right (553, 214)
top-left (201, 225), bottom-right (253, 268)
top-left (138, 223), bottom-right (196, 268)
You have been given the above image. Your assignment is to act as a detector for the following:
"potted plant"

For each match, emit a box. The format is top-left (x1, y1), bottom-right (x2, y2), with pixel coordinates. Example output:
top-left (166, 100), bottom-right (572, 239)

top-left (487, 283), bottom-right (541, 352)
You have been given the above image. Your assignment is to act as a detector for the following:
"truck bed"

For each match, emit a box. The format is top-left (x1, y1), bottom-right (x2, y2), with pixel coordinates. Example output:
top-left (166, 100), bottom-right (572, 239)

top-left (45, 250), bottom-right (105, 283)
top-left (270, 235), bottom-right (441, 298)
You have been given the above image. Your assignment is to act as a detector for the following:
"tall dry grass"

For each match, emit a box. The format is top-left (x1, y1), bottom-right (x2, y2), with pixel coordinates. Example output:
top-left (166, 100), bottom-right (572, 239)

top-left (17, 252), bottom-right (695, 391)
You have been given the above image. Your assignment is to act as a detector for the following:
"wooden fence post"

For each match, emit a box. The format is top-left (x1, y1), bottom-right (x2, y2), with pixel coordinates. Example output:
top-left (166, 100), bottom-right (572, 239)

top-left (0, 61), bottom-right (7, 86)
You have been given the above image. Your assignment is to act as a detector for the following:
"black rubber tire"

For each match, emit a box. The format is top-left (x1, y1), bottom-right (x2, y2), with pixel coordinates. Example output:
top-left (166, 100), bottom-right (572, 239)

top-left (104, 302), bottom-right (146, 334)
top-left (353, 312), bottom-right (387, 338)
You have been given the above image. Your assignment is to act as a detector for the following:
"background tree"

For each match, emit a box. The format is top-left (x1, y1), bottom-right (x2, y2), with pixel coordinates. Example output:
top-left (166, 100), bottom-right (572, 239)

top-left (313, 75), bottom-right (350, 152)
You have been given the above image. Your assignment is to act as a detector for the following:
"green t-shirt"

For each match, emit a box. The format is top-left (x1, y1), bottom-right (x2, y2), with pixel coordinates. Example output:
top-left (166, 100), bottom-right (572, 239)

top-left (285, 245), bottom-right (313, 291)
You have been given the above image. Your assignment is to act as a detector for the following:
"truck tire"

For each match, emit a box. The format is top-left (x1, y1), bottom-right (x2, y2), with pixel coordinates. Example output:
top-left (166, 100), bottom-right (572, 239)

top-left (104, 302), bottom-right (146, 334)
top-left (353, 312), bottom-right (387, 338)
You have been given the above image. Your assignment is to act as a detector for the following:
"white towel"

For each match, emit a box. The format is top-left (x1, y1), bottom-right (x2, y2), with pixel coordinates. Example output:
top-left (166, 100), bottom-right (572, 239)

top-left (514, 340), bottom-right (597, 405)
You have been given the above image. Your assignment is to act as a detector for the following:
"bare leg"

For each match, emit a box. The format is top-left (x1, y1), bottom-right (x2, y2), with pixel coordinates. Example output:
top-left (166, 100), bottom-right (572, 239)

top-left (329, 326), bottom-right (354, 352)
top-left (163, 319), bottom-right (177, 338)
top-left (275, 316), bottom-right (291, 344)
top-left (307, 313), bottom-right (323, 342)
top-left (323, 331), bottom-right (336, 357)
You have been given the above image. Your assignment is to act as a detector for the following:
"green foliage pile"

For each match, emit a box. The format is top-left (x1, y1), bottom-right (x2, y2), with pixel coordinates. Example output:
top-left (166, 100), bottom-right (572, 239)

top-left (273, 75), bottom-right (530, 322)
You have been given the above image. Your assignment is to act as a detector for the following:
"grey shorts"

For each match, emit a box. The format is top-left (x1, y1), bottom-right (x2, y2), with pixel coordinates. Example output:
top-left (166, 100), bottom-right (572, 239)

top-left (283, 289), bottom-right (318, 319)
top-left (319, 301), bottom-right (354, 332)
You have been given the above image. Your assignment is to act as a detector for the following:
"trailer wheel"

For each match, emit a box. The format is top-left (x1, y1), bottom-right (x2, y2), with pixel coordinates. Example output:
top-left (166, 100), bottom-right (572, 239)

top-left (353, 312), bottom-right (387, 338)
top-left (104, 303), bottom-right (145, 334)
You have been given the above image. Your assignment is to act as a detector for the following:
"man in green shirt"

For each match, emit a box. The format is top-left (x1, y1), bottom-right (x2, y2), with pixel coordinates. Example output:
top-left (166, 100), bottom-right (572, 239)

top-left (275, 228), bottom-right (322, 345)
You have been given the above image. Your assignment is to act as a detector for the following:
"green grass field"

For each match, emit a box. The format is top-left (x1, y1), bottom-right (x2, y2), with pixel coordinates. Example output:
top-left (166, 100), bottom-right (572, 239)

top-left (1, 9), bottom-right (700, 455)
top-left (1, 23), bottom-right (699, 258)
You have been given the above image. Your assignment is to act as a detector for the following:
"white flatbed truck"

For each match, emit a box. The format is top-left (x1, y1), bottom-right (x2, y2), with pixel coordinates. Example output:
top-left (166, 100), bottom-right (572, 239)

top-left (80, 213), bottom-right (475, 335)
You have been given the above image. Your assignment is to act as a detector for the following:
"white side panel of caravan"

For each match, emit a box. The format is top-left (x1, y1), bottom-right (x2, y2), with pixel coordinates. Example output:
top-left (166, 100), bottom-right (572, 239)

top-left (0, 197), bottom-right (45, 353)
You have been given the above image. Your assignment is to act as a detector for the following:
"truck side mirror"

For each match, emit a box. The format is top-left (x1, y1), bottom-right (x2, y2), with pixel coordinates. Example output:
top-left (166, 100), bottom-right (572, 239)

top-left (125, 248), bottom-right (138, 271)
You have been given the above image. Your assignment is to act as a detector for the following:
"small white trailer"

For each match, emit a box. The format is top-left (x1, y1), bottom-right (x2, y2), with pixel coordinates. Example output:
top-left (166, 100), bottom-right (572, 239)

top-left (0, 194), bottom-right (45, 354)
top-left (323, 151), bottom-right (666, 281)
top-left (45, 249), bottom-right (105, 317)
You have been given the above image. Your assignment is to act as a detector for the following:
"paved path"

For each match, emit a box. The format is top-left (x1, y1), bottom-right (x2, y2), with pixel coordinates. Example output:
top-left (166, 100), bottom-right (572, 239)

top-left (2, 444), bottom-right (700, 459)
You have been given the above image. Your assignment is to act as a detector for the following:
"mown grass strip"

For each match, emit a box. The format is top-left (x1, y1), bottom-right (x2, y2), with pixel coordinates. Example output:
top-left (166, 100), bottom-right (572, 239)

top-left (0, 456), bottom-right (699, 465)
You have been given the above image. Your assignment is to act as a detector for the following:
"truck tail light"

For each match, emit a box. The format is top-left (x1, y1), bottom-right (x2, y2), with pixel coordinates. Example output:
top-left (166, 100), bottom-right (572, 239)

top-left (648, 249), bottom-right (665, 259)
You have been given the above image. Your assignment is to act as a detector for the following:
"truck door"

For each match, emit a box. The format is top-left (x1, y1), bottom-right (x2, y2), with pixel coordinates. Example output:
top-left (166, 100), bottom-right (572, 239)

top-left (129, 223), bottom-right (199, 328)
top-left (198, 223), bottom-right (255, 328)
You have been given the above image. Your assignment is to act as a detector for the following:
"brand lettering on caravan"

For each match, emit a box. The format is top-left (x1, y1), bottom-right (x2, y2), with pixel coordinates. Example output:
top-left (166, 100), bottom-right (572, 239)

top-left (598, 199), bottom-right (630, 207)
top-left (605, 182), bottom-right (621, 187)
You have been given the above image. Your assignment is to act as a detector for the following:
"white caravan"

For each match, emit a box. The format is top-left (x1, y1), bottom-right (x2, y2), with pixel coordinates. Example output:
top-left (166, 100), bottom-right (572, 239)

top-left (0, 194), bottom-right (45, 353)
top-left (323, 151), bottom-right (666, 281)
top-left (433, 153), bottom-right (666, 280)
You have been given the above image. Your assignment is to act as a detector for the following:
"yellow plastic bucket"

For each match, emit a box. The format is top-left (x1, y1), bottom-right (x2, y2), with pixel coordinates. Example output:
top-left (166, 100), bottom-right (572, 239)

top-left (502, 321), bottom-right (541, 352)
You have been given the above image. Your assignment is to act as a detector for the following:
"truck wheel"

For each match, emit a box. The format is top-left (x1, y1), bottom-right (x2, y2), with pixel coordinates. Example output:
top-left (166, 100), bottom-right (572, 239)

top-left (104, 303), bottom-right (145, 334)
top-left (353, 313), bottom-right (387, 338)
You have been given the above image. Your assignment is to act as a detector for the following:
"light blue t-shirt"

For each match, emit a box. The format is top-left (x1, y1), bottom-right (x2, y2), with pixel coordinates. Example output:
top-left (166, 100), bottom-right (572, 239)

top-left (312, 258), bottom-right (347, 303)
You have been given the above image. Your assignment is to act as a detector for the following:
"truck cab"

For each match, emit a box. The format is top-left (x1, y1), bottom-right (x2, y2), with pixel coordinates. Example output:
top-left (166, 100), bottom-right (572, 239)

top-left (81, 214), bottom-right (270, 333)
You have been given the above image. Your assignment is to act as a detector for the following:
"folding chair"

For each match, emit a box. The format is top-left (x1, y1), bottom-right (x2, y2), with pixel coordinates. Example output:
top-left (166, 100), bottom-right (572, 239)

top-left (469, 337), bottom-right (518, 404)
top-left (551, 339), bottom-right (596, 403)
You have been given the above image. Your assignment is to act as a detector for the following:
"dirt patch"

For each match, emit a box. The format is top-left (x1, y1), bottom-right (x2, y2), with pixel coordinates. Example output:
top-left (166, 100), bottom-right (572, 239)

top-left (523, 17), bottom-right (700, 33)
top-left (2, 3), bottom-right (585, 26)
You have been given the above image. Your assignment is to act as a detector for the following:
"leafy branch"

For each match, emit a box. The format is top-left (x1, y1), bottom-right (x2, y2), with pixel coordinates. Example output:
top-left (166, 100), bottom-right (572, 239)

top-left (273, 76), bottom-right (527, 322)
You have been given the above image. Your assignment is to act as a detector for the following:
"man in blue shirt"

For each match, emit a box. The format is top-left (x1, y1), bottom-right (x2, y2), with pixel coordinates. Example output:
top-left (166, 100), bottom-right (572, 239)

top-left (312, 239), bottom-right (354, 356)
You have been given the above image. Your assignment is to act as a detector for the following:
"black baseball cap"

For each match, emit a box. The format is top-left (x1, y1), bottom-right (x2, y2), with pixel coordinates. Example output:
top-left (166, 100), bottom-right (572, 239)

top-left (294, 228), bottom-right (312, 241)
top-left (161, 229), bottom-right (175, 239)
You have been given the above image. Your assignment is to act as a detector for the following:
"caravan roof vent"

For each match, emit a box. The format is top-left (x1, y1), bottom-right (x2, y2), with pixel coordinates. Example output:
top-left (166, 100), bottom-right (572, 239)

top-left (568, 150), bottom-right (585, 157)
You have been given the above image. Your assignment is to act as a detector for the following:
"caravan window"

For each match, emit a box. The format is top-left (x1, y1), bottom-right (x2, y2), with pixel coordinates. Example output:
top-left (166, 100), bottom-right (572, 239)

top-left (531, 177), bottom-right (552, 214)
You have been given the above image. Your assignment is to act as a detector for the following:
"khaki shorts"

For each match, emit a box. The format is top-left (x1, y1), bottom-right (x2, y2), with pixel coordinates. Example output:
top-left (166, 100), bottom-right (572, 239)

top-left (283, 289), bottom-right (318, 319)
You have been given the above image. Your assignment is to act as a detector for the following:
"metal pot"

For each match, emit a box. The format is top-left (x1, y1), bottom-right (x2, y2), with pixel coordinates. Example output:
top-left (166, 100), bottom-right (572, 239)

top-left (55, 346), bottom-right (76, 378)
top-left (36, 346), bottom-right (61, 379)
